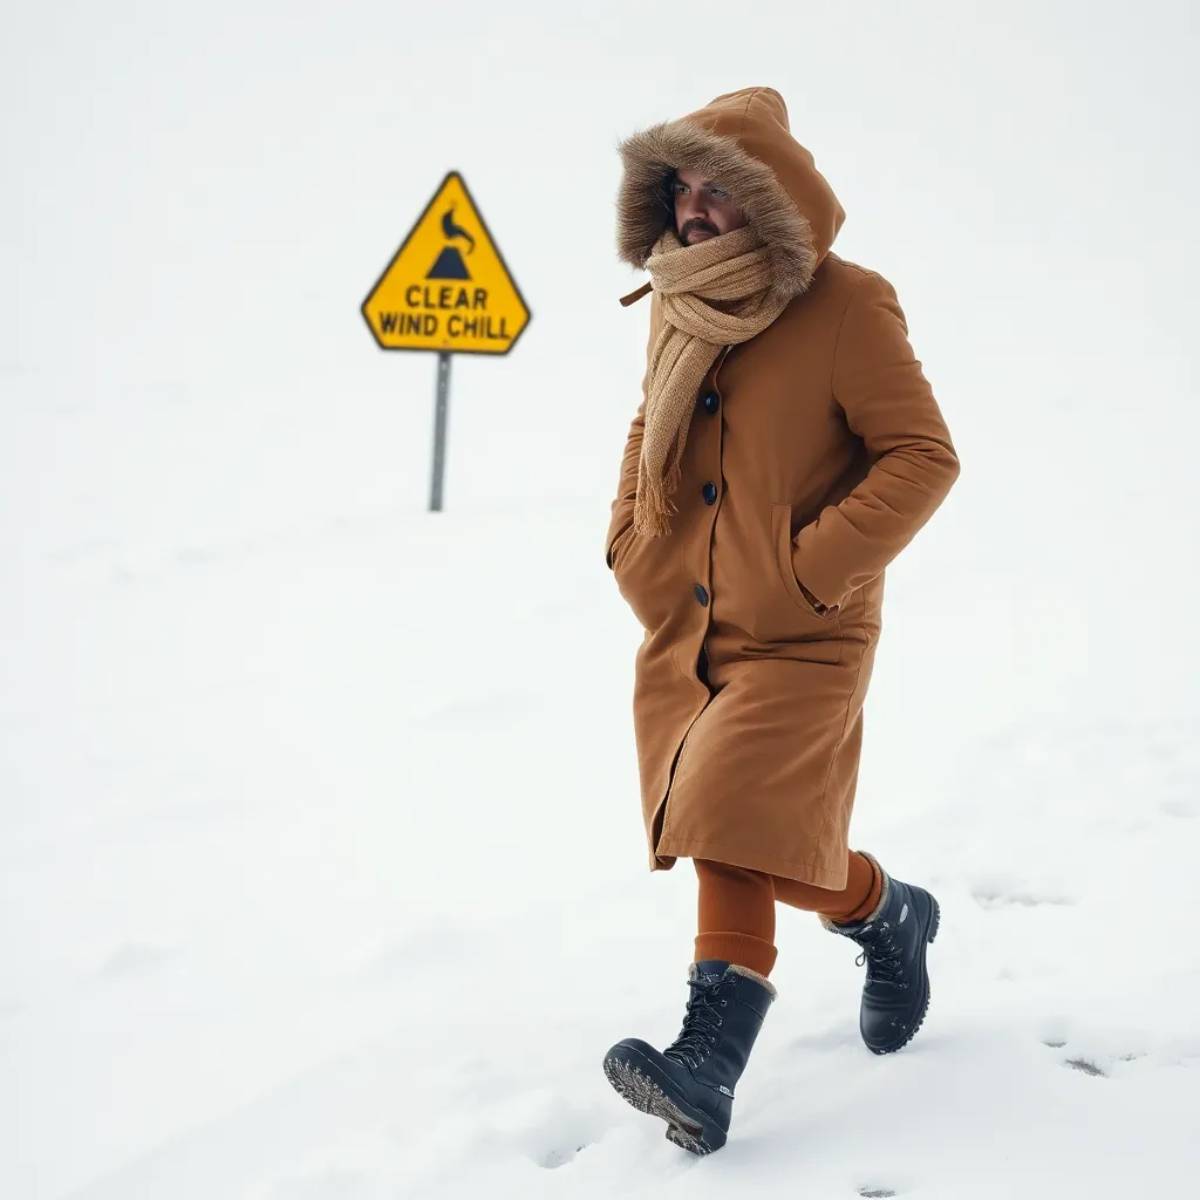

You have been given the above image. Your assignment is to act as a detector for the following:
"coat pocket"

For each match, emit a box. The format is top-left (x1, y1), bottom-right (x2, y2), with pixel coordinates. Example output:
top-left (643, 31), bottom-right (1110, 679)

top-left (771, 503), bottom-right (841, 625)
top-left (613, 525), bottom-right (682, 633)
top-left (607, 518), bottom-right (635, 572)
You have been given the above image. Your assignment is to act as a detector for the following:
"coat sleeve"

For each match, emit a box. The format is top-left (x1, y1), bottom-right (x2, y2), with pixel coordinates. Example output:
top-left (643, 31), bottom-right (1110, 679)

top-left (791, 270), bottom-right (961, 613)
top-left (604, 291), bottom-right (661, 569)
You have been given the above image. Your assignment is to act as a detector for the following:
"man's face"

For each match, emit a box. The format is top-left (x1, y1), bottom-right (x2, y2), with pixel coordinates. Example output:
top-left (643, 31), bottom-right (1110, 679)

top-left (672, 166), bottom-right (748, 245)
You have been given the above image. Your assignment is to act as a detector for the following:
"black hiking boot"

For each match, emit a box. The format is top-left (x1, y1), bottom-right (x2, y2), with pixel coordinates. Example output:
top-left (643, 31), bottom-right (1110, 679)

top-left (819, 852), bottom-right (940, 1054)
top-left (602, 959), bottom-right (777, 1155)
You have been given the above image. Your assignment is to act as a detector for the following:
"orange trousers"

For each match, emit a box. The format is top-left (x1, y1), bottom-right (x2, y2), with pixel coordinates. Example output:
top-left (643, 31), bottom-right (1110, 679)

top-left (693, 849), bottom-right (884, 979)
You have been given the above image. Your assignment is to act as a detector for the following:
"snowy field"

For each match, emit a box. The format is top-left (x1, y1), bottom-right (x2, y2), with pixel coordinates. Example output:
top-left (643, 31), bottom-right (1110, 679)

top-left (3, 2), bottom-right (1198, 1197)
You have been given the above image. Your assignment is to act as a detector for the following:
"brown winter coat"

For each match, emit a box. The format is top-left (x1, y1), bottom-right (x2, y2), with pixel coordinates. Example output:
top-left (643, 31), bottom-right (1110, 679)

top-left (604, 87), bottom-right (961, 890)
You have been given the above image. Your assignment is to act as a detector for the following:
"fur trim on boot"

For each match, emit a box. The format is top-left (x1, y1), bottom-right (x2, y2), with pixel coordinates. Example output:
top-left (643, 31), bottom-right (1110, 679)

top-left (818, 849), bottom-right (891, 931)
top-left (709, 959), bottom-right (778, 1000)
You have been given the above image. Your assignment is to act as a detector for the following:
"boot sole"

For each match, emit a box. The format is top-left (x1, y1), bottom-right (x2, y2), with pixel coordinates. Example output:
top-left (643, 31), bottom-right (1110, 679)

top-left (867, 891), bottom-right (940, 1056)
top-left (602, 1045), bottom-right (726, 1155)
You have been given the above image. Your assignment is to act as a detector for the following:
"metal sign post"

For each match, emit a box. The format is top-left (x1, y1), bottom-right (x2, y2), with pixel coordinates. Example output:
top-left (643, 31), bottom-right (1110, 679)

top-left (430, 350), bottom-right (451, 512)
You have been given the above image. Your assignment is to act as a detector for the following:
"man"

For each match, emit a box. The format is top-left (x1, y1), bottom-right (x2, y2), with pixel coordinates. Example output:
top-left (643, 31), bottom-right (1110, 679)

top-left (600, 88), bottom-right (961, 1155)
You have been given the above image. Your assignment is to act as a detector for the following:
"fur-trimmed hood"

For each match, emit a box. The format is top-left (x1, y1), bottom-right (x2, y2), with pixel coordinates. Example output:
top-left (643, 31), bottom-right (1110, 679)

top-left (616, 87), bottom-right (845, 303)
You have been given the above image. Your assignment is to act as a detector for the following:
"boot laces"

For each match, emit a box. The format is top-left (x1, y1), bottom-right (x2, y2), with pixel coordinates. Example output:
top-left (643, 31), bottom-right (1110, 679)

top-left (663, 976), bottom-right (732, 1069)
top-left (851, 921), bottom-right (907, 987)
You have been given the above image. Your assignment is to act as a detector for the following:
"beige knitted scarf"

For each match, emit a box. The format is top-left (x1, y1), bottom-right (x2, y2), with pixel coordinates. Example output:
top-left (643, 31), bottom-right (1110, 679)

top-left (631, 222), bottom-right (789, 537)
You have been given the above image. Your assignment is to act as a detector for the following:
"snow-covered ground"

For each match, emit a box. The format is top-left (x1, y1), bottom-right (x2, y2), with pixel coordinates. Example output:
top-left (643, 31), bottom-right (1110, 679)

top-left (3, 2), bottom-right (1198, 1197)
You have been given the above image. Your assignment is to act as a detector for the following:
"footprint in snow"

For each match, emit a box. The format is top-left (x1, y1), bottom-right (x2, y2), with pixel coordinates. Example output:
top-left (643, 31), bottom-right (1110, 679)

top-left (971, 884), bottom-right (1075, 909)
top-left (1039, 1037), bottom-right (1148, 1077)
top-left (96, 941), bottom-right (176, 979)
top-left (1064, 1056), bottom-right (1107, 1076)
top-left (1159, 797), bottom-right (1195, 818)
top-left (537, 1141), bottom-right (590, 1169)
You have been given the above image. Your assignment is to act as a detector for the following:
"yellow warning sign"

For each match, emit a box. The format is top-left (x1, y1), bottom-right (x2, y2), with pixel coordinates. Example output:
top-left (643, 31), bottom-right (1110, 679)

top-left (361, 170), bottom-right (531, 355)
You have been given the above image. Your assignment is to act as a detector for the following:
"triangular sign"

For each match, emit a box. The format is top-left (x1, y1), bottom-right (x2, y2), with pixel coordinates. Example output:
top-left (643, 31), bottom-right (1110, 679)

top-left (361, 170), bottom-right (531, 355)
